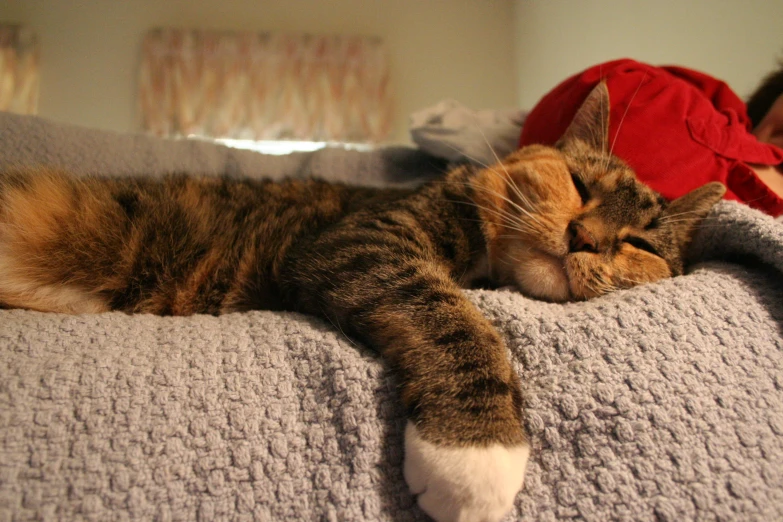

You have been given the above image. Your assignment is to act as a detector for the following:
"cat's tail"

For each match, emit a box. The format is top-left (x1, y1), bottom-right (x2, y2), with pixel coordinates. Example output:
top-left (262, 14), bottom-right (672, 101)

top-left (0, 168), bottom-right (114, 313)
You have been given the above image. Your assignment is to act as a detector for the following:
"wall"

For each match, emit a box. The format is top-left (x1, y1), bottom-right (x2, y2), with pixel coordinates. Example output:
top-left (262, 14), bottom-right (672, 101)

top-left (8, 0), bottom-right (778, 143)
top-left (514, 0), bottom-right (783, 109)
top-left (0, 0), bottom-right (518, 143)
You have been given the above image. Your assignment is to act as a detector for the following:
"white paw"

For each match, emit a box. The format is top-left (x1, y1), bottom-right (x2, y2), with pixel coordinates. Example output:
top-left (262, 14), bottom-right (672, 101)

top-left (404, 421), bottom-right (530, 522)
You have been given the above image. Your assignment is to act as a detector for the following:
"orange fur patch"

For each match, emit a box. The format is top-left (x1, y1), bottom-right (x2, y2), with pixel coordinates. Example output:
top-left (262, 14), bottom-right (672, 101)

top-left (0, 171), bottom-right (110, 313)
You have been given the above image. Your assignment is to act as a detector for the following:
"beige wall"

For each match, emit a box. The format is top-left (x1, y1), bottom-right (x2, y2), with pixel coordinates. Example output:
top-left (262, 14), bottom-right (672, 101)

top-left (7, 0), bottom-right (779, 143)
top-left (0, 0), bottom-right (518, 143)
top-left (514, 0), bottom-right (783, 109)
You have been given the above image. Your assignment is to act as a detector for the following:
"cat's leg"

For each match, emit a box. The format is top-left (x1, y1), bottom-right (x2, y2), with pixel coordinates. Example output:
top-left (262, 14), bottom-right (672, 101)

top-left (282, 250), bottom-right (529, 522)
top-left (387, 281), bottom-right (529, 522)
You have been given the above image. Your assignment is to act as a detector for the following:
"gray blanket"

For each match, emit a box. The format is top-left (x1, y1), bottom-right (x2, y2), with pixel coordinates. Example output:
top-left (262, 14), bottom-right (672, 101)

top-left (1, 112), bottom-right (782, 521)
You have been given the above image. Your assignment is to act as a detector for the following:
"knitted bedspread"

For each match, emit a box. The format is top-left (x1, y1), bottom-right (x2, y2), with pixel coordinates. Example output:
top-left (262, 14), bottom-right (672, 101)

top-left (1, 112), bottom-right (782, 521)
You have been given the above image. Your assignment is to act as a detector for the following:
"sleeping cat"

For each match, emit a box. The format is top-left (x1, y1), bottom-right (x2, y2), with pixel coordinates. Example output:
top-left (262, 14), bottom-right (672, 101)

top-left (0, 83), bottom-right (724, 522)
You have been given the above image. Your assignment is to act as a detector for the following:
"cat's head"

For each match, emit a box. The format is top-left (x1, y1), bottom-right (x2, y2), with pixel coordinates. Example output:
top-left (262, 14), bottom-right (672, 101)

top-left (471, 82), bottom-right (726, 302)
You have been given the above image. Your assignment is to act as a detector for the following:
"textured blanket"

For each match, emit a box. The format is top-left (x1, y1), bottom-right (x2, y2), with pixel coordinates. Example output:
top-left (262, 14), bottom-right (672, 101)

top-left (1, 112), bottom-right (782, 521)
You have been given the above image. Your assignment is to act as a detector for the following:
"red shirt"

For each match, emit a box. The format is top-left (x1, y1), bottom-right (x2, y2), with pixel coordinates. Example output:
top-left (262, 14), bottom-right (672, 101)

top-left (519, 59), bottom-right (783, 217)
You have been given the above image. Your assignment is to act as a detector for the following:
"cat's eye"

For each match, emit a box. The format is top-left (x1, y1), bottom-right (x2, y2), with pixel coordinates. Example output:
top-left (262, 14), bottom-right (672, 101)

top-left (570, 172), bottom-right (590, 204)
top-left (624, 236), bottom-right (659, 256)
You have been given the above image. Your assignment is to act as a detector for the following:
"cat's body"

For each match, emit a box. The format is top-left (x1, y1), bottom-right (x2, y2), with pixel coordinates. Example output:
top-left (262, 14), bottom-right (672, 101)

top-left (0, 172), bottom-right (412, 315)
top-left (0, 84), bottom-right (724, 522)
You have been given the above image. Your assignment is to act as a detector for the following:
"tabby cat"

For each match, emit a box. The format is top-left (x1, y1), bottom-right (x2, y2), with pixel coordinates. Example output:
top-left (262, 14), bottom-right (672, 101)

top-left (0, 83), bottom-right (724, 522)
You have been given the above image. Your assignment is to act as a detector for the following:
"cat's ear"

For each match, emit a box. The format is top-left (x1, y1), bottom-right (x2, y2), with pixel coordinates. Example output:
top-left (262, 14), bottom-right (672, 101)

top-left (662, 181), bottom-right (726, 253)
top-left (557, 82), bottom-right (610, 153)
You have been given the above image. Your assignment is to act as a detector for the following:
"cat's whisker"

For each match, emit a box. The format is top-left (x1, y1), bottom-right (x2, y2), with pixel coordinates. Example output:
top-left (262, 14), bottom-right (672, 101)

top-left (616, 275), bottom-right (649, 287)
top-left (601, 91), bottom-right (608, 156)
top-left (448, 156), bottom-right (541, 219)
top-left (437, 139), bottom-right (539, 213)
top-left (445, 179), bottom-right (543, 229)
top-left (659, 218), bottom-right (719, 225)
top-left (609, 72), bottom-right (647, 159)
top-left (659, 218), bottom-right (701, 224)
top-left (659, 209), bottom-right (707, 221)
top-left (436, 137), bottom-right (536, 216)
top-left (438, 141), bottom-right (493, 170)
top-left (583, 279), bottom-right (606, 298)
top-left (597, 93), bottom-right (611, 171)
top-left (497, 223), bottom-right (538, 236)
top-left (665, 223), bottom-right (726, 230)
top-left (429, 165), bottom-right (538, 218)
top-left (478, 128), bottom-right (503, 166)
top-left (592, 273), bottom-right (617, 295)
top-left (449, 196), bottom-right (533, 232)
top-left (477, 179), bottom-right (543, 226)
top-left (319, 306), bottom-right (357, 346)
top-left (448, 213), bottom-right (546, 237)
top-left (477, 128), bottom-right (540, 216)
top-left (500, 173), bottom-right (539, 217)
top-left (599, 63), bottom-right (608, 161)
top-left (591, 280), bottom-right (612, 294)
top-left (445, 199), bottom-right (536, 236)
top-left (498, 250), bottom-right (526, 266)
top-left (428, 170), bottom-right (542, 227)
top-left (735, 195), bottom-right (767, 206)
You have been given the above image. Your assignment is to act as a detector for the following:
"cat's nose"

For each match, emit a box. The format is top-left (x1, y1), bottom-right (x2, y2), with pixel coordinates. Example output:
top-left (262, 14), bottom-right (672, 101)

top-left (568, 221), bottom-right (598, 253)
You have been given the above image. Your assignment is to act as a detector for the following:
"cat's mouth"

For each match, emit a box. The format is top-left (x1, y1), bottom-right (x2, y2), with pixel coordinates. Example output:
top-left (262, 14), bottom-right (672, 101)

top-left (501, 241), bottom-right (605, 302)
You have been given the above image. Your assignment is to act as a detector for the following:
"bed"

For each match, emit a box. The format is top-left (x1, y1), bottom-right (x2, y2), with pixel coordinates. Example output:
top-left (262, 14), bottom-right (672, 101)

top-left (1, 111), bottom-right (782, 521)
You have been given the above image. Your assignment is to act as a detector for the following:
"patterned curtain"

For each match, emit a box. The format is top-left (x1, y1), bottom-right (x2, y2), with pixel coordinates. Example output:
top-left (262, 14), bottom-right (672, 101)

top-left (139, 28), bottom-right (393, 143)
top-left (0, 24), bottom-right (40, 114)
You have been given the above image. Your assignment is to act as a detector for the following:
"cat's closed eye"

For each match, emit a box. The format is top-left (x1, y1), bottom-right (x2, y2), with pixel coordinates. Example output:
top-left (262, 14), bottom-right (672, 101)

top-left (570, 172), bottom-right (590, 204)
top-left (623, 236), bottom-right (659, 256)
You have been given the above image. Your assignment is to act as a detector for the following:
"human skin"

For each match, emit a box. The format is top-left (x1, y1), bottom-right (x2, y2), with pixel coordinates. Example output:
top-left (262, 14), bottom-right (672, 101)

top-left (751, 92), bottom-right (783, 199)
top-left (752, 92), bottom-right (783, 150)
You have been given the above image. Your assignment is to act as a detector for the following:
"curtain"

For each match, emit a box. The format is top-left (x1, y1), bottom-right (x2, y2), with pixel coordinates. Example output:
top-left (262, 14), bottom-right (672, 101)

top-left (139, 28), bottom-right (393, 143)
top-left (0, 24), bottom-right (40, 115)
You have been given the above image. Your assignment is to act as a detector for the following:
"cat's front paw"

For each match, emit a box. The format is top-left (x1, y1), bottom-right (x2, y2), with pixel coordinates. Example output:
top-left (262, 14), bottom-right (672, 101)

top-left (403, 421), bottom-right (529, 522)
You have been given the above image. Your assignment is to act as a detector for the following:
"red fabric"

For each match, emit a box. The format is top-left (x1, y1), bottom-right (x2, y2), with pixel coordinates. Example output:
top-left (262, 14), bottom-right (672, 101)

top-left (519, 59), bottom-right (783, 217)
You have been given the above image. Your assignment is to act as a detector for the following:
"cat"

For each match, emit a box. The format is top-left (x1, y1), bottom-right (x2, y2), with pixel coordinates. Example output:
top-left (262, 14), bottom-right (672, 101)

top-left (0, 83), bottom-right (724, 522)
